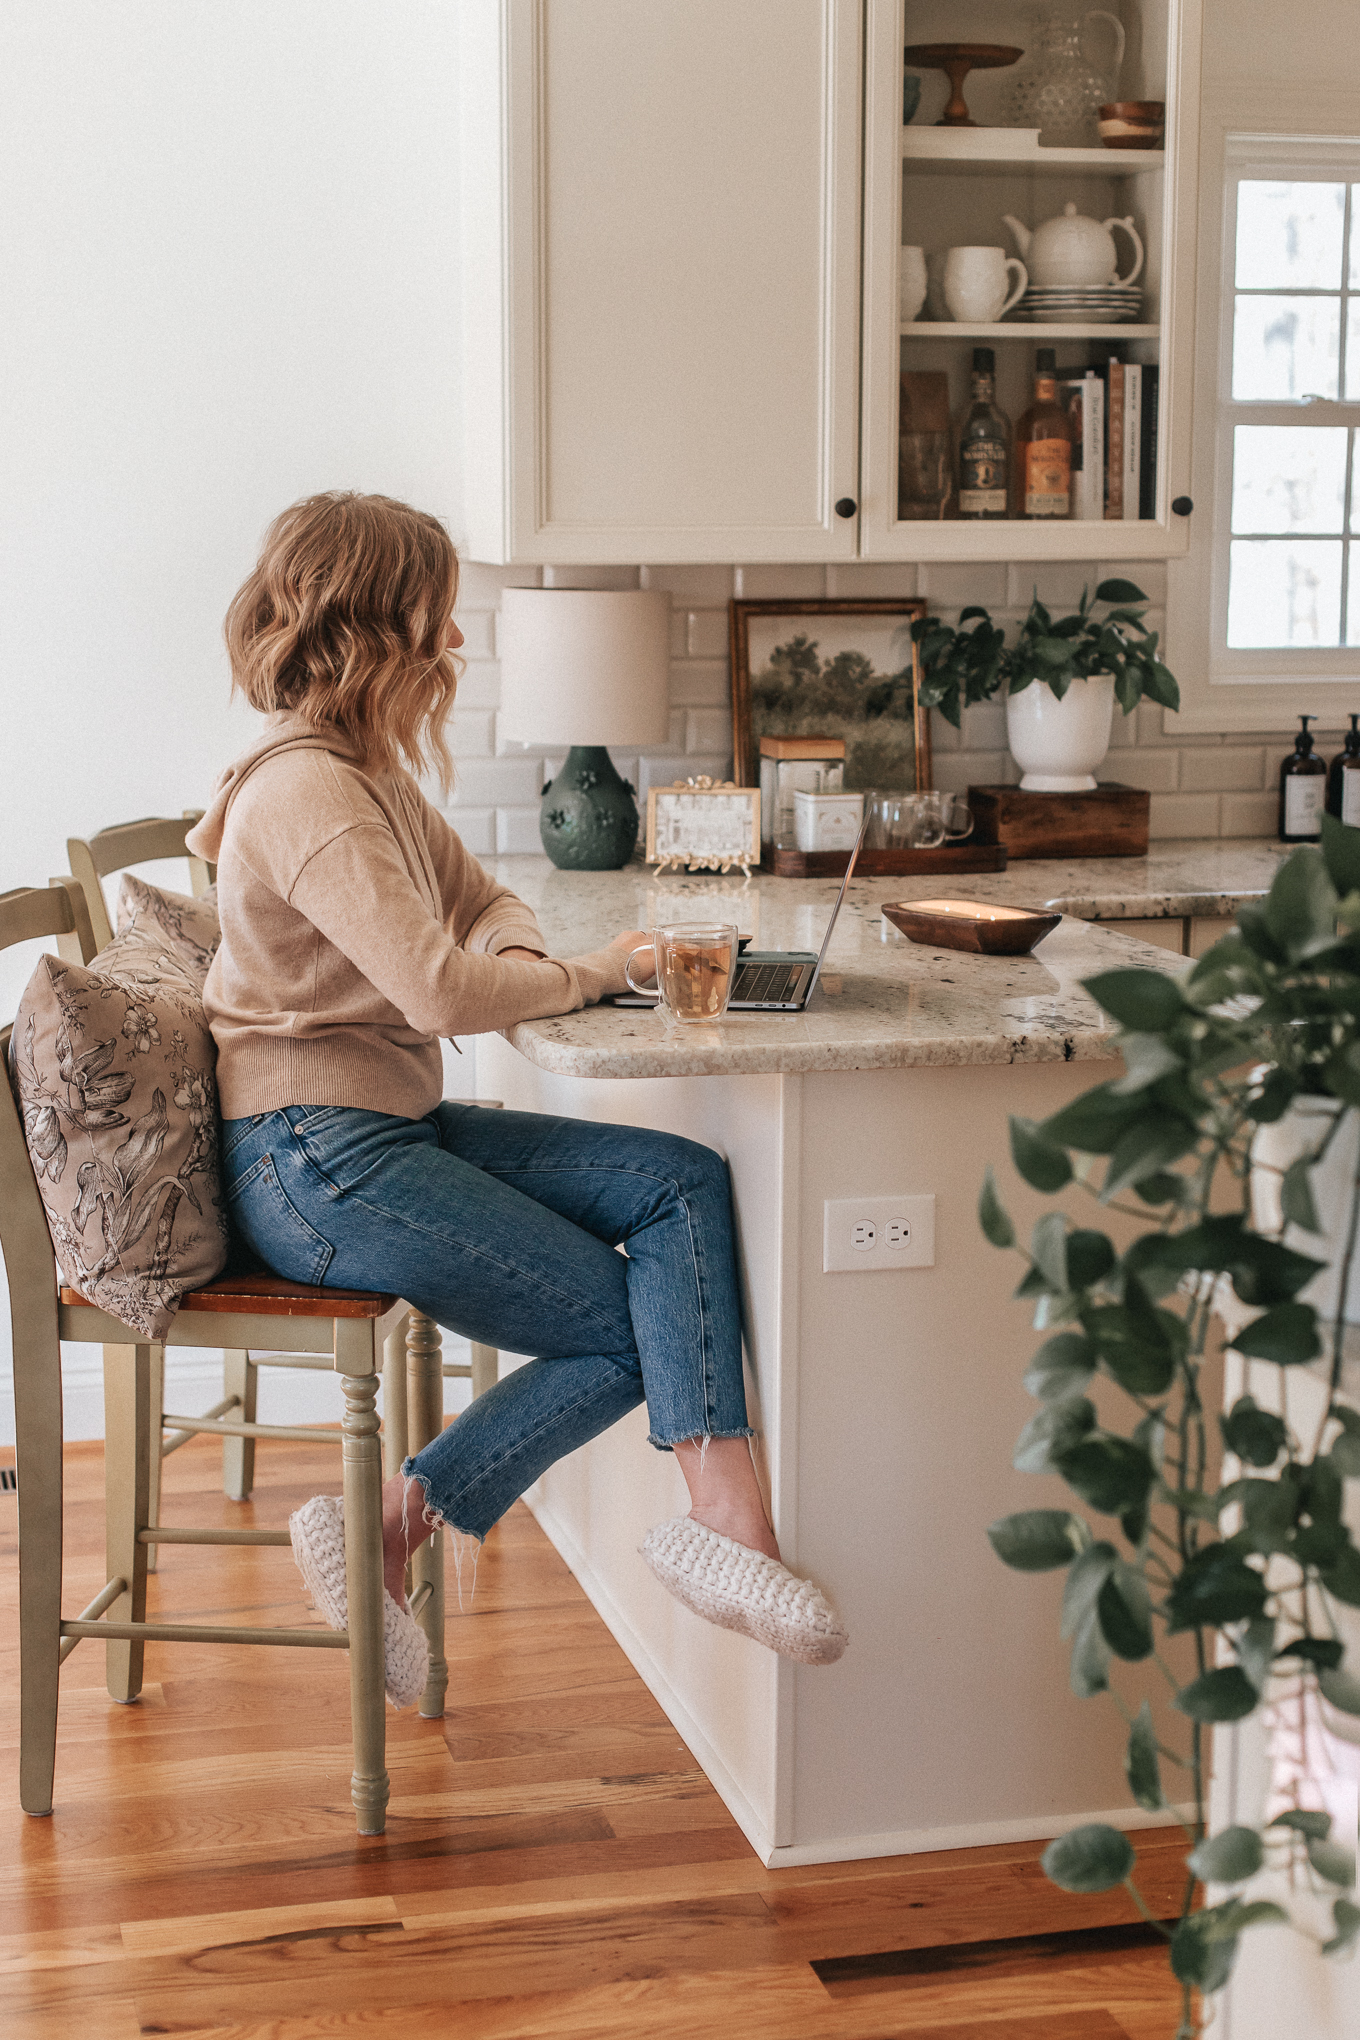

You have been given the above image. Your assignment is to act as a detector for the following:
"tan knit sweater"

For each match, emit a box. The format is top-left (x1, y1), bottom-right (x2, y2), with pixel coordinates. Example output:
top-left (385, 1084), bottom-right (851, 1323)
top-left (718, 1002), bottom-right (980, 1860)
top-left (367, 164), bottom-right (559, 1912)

top-left (186, 718), bottom-right (632, 1119)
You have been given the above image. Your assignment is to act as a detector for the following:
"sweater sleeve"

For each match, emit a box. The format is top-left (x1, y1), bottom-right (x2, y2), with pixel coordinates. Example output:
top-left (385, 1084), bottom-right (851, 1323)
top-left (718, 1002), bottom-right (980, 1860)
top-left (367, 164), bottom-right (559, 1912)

top-left (288, 822), bottom-right (628, 1035)
top-left (419, 795), bottom-right (547, 957)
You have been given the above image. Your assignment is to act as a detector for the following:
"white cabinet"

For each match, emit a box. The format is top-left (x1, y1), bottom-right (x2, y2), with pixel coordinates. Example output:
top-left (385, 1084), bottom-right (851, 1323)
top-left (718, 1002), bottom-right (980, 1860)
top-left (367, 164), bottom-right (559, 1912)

top-left (860, 0), bottom-right (1204, 560)
top-left (458, 0), bottom-right (864, 565)
top-left (458, 0), bottom-right (1203, 567)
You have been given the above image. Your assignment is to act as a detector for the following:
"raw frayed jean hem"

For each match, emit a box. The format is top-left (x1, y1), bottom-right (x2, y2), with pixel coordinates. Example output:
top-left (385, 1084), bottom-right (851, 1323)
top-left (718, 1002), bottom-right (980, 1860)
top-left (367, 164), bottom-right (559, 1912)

top-left (399, 1457), bottom-right (484, 1546)
top-left (647, 1425), bottom-right (756, 1453)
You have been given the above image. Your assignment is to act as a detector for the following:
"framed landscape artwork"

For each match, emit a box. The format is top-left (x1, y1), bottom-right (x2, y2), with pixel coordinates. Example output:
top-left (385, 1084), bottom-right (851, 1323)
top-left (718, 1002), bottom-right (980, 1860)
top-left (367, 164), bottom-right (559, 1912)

top-left (729, 597), bottom-right (930, 794)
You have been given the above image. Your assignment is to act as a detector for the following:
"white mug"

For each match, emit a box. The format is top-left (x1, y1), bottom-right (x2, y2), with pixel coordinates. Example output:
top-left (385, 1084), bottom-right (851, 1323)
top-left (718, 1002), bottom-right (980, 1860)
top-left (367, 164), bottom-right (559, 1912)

top-left (943, 245), bottom-right (1028, 324)
top-left (899, 245), bottom-right (928, 323)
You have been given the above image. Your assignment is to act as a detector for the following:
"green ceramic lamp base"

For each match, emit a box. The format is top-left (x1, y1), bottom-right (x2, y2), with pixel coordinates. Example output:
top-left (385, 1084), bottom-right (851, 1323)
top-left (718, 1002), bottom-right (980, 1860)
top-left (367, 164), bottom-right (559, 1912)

top-left (539, 745), bottom-right (639, 870)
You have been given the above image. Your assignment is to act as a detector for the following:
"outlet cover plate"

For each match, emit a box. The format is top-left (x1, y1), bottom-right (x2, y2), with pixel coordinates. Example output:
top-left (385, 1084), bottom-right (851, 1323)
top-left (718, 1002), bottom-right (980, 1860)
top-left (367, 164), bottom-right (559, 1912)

top-left (823, 1194), bottom-right (936, 1273)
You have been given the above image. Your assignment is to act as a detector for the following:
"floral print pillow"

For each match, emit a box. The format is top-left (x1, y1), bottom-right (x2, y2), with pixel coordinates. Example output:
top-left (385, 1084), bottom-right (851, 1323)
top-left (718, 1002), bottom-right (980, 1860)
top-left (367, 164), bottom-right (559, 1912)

top-left (116, 874), bottom-right (220, 985)
top-left (9, 924), bottom-right (228, 1339)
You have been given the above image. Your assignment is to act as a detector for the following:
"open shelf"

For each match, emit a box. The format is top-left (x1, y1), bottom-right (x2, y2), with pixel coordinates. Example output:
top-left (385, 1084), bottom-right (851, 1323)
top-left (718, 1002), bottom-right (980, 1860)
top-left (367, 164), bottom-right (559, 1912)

top-left (901, 128), bottom-right (1163, 174)
top-left (902, 321), bottom-right (1159, 340)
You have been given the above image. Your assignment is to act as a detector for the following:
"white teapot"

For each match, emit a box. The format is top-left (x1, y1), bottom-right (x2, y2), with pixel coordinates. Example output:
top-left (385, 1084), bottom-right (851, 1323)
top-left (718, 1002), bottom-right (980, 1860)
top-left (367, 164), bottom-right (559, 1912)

top-left (1002, 203), bottom-right (1143, 288)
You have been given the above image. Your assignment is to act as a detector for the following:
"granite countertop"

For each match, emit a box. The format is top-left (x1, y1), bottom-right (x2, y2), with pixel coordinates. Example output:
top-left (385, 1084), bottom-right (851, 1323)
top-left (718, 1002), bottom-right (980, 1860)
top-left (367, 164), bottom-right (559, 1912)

top-left (480, 839), bottom-right (1283, 1081)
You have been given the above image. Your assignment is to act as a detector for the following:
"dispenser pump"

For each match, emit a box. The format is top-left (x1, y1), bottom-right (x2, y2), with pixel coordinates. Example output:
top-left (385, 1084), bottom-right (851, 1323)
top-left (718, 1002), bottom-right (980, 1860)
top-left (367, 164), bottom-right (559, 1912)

top-left (1327, 713), bottom-right (1360, 824)
top-left (1280, 712), bottom-right (1327, 841)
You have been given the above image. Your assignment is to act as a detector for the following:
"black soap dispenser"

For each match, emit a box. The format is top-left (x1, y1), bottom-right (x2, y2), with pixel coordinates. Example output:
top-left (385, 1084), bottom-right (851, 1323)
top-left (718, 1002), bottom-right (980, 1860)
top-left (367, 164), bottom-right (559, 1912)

top-left (1327, 713), bottom-right (1360, 824)
top-left (1279, 714), bottom-right (1327, 841)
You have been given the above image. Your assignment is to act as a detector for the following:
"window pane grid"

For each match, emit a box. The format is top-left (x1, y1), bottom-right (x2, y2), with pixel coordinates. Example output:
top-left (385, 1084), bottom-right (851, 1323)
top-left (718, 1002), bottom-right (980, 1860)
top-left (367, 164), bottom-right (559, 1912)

top-left (1225, 179), bottom-right (1360, 646)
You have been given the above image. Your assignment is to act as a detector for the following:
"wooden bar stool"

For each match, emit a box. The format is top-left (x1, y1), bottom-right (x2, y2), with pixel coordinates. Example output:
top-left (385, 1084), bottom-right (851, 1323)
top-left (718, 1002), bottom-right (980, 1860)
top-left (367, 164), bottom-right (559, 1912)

top-left (1, 883), bottom-right (412, 1831)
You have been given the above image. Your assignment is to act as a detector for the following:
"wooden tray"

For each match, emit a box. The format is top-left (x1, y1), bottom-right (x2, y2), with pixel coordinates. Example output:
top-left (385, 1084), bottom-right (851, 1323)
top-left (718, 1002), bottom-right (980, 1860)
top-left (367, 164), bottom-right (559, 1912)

top-left (968, 783), bottom-right (1150, 860)
top-left (763, 843), bottom-right (1008, 878)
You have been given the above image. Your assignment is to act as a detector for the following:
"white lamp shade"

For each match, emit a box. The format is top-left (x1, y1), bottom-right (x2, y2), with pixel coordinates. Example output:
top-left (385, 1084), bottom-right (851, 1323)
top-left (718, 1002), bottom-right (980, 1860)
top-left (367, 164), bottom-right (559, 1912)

top-left (497, 588), bottom-right (671, 749)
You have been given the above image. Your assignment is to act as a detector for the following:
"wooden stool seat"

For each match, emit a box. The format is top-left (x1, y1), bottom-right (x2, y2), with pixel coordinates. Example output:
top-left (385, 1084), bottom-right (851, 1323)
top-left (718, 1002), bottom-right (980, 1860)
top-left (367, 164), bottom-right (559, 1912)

top-left (61, 1277), bottom-right (401, 1319)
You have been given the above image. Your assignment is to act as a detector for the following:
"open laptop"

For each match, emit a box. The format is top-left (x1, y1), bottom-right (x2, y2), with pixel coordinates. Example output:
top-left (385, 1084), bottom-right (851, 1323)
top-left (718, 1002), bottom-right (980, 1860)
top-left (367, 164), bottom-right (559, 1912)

top-left (614, 811), bottom-right (868, 1015)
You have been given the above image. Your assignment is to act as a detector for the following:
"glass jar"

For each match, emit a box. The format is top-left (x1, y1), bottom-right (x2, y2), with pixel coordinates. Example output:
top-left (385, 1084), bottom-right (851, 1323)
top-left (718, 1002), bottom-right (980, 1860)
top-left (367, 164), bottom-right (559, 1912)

top-left (758, 740), bottom-right (846, 850)
top-left (1002, 8), bottom-right (1126, 149)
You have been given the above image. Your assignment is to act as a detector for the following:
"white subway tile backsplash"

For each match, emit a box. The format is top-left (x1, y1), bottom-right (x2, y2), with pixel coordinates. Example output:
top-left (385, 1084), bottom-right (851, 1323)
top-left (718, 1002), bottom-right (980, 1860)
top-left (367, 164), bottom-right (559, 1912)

top-left (639, 565), bottom-right (735, 602)
top-left (1150, 792), bottom-right (1221, 838)
top-left (824, 563), bottom-right (919, 597)
top-left (459, 563), bottom-right (1286, 849)
top-left (1221, 790), bottom-right (1280, 837)
top-left (1180, 747), bottom-right (1268, 793)
top-left (497, 807), bottom-right (545, 854)
top-left (667, 659), bottom-right (729, 709)
top-left (684, 608), bottom-right (730, 659)
top-left (919, 563), bottom-right (1007, 609)
top-left (733, 564), bottom-right (827, 599)
top-left (541, 564), bottom-right (641, 590)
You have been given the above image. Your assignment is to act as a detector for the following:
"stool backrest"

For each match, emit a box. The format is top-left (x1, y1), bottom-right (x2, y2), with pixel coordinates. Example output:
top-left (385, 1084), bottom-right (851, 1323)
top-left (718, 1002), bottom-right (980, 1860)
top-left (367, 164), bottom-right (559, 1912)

top-left (0, 881), bottom-right (90, 1392)
top-left (66, 812), bottom-right (214, 959)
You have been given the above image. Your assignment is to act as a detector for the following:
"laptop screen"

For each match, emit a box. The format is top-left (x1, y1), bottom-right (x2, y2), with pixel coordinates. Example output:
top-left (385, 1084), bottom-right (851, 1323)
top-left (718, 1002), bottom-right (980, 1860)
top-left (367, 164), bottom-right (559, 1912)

top-left (804, 810), bottom-right (870, 1000)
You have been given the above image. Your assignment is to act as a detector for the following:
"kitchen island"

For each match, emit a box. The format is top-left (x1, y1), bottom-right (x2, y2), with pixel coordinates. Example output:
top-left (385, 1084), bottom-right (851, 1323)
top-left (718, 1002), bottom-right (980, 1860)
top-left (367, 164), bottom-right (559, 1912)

top-left (472, 842), bottom-right (1281, 1868)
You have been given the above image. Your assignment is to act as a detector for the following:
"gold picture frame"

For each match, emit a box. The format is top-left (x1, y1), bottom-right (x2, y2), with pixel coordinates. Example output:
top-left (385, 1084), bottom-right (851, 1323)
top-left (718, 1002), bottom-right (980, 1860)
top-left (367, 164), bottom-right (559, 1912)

top-left (644, 777), bottom-right (761, 875)
top-left (729, 597), bottom-right (931, 793)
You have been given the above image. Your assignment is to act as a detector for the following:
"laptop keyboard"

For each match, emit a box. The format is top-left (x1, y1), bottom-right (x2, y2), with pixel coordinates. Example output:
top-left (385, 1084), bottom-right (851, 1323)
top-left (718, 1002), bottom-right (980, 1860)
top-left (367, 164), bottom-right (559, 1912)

top-left (731, 961), bottom-right (809, 1005)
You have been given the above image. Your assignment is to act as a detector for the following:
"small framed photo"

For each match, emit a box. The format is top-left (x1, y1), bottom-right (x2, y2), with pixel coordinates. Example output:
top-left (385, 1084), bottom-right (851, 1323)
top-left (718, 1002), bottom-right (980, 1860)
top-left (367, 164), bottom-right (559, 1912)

top-left (645, 778), bottom-right (761, 874)
top-left (729, 597), bottom-right (931, 793)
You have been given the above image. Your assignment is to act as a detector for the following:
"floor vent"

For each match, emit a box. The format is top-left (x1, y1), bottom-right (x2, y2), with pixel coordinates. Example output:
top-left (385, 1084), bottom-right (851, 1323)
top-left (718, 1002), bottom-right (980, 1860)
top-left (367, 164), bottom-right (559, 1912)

top-left (813, 1918), bottom-right (1174, 1998)
top-left (0, 1468), bottom-right (16, 1494)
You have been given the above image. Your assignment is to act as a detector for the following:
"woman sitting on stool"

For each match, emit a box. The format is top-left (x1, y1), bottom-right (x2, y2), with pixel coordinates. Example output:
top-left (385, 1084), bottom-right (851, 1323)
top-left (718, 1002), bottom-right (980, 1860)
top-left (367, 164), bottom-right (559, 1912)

top-left (190, 491), bottom-right (847, 1705)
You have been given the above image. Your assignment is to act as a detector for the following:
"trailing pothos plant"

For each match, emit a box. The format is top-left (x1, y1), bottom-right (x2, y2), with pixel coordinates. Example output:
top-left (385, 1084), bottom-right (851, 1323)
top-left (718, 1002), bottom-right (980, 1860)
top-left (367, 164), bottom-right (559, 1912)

top-left (912, 578), bottom-right (1181, 728)
top-left (981, 814), bottom-right (1360, 2039)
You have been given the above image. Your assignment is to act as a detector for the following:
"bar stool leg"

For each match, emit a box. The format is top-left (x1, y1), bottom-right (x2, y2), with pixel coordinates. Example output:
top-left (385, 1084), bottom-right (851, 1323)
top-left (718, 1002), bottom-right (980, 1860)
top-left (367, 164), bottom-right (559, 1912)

top-left (145, 1343), bottom-right (164, 1574)
top-left (102, 1343), bottom-right (151, 1704)
top-left (470, 1341), bottom-right (499, 1400)
top-left (382, 1317), bottom-right (410, 1481)
top-left (221, 1350), bottom-right (256, 1501)
top-left (338, 1346), bottom-right (388, 1835)
top-left (405, 1310), bottom-right (448, 1720)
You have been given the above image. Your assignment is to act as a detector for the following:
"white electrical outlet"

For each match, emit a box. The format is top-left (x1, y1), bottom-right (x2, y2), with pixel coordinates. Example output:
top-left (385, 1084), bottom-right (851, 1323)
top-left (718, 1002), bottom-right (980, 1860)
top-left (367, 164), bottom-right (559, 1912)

top-left (823, 1194), bottom-right (936, 1273)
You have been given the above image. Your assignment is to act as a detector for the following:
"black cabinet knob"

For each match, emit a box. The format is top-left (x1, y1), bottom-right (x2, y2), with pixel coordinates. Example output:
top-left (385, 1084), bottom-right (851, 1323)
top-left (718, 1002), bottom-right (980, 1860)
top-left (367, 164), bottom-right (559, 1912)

top-left (834, 496), bottom-right (857, 518)
top-left (1171, 495), bottom-right (1193, 516)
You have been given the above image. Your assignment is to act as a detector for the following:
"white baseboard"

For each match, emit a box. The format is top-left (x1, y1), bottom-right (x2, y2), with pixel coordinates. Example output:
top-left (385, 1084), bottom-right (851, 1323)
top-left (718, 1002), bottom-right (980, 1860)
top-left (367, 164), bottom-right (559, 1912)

top-left (526, 1488), bottom-right (1192, 1869)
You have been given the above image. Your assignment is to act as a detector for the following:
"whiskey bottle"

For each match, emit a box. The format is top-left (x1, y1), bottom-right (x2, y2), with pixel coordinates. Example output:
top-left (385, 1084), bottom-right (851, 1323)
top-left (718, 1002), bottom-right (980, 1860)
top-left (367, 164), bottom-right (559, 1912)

top-left (957, 348), bottom-right (1011, 521)
top-left (1014, 348), bottom-right (1073, 519)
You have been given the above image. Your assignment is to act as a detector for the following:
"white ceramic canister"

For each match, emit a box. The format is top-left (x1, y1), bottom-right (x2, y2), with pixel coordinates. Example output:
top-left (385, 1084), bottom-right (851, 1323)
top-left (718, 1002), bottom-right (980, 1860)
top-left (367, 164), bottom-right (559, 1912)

top-left (794, 789), bottom-right (864, 853)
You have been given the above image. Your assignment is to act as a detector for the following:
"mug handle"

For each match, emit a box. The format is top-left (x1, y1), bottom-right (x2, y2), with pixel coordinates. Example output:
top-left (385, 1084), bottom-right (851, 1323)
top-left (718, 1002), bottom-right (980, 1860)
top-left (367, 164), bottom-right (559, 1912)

top-left (1001, 258), bottom-right (1028, 317)
top-left (944, 799), bottom-right (973, 843)
top-left (1103, 216), bottom-right (1144, 288)
top-left (624, 944), bottom-right (660, 997)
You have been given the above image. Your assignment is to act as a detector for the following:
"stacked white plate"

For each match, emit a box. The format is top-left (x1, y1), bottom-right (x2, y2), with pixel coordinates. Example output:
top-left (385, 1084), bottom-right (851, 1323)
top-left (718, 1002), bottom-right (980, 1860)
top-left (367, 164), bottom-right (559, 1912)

top-left (1012, 284), bottom-right (1144, 324)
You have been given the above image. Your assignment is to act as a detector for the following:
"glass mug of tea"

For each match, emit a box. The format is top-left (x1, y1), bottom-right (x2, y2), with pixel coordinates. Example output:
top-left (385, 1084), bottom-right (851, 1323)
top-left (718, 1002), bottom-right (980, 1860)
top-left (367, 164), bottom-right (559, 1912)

top-left (624, 922), bottom-right (740, 1023)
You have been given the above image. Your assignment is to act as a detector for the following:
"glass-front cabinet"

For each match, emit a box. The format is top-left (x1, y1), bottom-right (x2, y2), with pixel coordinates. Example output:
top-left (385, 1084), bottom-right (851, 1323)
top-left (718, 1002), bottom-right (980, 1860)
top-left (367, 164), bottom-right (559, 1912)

top-left (859, 0), bottom-right (1204, 560)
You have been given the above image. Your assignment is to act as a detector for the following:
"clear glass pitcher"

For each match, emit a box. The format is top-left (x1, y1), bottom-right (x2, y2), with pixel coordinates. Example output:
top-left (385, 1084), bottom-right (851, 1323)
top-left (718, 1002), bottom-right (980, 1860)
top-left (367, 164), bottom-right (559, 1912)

top-left (1002, 8), bottom-right (1126, 148)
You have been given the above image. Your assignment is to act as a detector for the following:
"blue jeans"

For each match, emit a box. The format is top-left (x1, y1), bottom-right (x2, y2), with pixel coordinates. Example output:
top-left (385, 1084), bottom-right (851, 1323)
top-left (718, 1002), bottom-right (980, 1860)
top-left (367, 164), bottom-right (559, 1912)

top-left (219, 1102), bottom-right (753, 1538)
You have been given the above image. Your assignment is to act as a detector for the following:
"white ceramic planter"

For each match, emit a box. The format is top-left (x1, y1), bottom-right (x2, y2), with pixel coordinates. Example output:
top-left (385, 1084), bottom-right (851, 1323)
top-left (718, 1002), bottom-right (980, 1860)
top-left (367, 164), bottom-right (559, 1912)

top-left (1005, 671), bottom-right (1115, 793)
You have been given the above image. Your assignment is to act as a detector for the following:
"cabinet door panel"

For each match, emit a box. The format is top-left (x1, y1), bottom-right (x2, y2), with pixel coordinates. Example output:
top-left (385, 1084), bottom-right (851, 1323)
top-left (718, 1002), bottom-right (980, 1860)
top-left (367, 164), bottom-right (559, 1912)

top-left (466, 0), bottom-right (861, 564)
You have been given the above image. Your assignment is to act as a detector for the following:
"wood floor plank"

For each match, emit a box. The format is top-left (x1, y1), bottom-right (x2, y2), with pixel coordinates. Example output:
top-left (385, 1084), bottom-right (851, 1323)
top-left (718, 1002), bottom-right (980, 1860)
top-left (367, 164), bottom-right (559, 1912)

top-left (121, 1894), bottom-right (402, 1957)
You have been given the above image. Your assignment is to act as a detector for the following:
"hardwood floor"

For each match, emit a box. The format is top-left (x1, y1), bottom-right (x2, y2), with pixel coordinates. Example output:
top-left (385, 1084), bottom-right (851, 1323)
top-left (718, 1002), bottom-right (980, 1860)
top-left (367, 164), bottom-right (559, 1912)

top-left (0, 1436), bottom-right (1188, 2038)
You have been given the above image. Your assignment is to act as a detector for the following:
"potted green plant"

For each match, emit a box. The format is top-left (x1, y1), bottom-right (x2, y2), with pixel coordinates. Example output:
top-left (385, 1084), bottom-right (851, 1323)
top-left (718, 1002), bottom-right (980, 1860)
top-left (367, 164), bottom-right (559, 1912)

top-left (979, 815), bottom-right (1360, 2039)
top-left (913, 579), bottom-right (1181, 792)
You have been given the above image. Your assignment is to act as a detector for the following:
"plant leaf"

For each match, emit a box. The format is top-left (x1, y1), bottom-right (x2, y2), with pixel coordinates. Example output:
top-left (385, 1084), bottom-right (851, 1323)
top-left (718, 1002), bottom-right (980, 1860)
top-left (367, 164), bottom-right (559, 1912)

top-left (1321, 1541), bottom-right (1360, 1606)
top-left (1097, 1562), bottom-right (1154, 1660)
top-left (1054, 1436), bottom-right (1156, 1517)
top-left (1269, 1808), bottom-right (1332, 1838)
top-left (1095, 578), bottom-right (1148, 605)
top-left (1013, 1396), bottom-right (1097, 1476)
top-left (1042, 1823), bottom-right (1136, 1893)
top-left (1232, 1301), bottom-right (1322, 1366)
top-left (1111, 1031), bottom-right (1184, 1095)
top-left (979, 1166), bottom-right (1015, 1249)
top-left (1280, 1155), bottom-right (1322, 1233)
top-left (1220, 1395), bottom-right (1289, 1468)
top-left (1188, 1826), bottom-right (1264, 1884)
top-left (1319, 1665), bottom-right (1360, 1716)
top-left (1321, 811), bottom-right (1360, 896)
top-left (1083, 968), bottom-right (1185, 1032)
top-left (1060, 1540), bottom-right (1118, 1640)
top-left (1174, 1667), bottom-right (1260, 1722)
top-left (1023, 1331), bottom-right (1097, 1402)
top-left (1238, 1616), bottom-right (1277, 1691)
top-left (1031, 1211), bottom-right (1069, 1293)
top-left (1165, 1546), bottom-right (1268, 1634)
top-left (1067, 1229), bottom-right (1116, 1290)
top-left (987, 1509), bottom-right (1089, 1572)
top-left (1264, 847), bottom-right (1340, 960)
top-left (1009, 1115), bottom-right (1073, 1192)
top-left (1308, 1838), bottom-right (1359, 1887)
top-left (1323, 1897), bottom-right (1360, 1957)
top-left (1070, 1605), bottom-right (1112, 1697)
top-left (1125, 1701), bottom-right (1163, 1811)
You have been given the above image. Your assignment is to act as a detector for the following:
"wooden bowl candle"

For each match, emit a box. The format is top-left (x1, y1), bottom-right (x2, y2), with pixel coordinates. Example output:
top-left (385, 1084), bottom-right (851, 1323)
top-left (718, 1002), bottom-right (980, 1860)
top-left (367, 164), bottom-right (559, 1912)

top-left (881, 897), bottom-right (1061, 956)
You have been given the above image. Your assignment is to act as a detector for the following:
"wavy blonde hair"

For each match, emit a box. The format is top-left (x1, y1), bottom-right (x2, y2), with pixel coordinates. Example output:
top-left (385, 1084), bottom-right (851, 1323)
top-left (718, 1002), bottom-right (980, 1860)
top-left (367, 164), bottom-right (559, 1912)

top-left (225, 492), bottom-right (462, 789)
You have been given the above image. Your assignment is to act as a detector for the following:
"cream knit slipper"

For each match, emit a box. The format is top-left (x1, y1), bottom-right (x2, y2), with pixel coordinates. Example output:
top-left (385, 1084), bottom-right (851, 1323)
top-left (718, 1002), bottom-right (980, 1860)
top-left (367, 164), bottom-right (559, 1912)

top-left (288, 1493), bottom-right (429, 1710)
top-left (640, 1517), bottom-right (848, 1665)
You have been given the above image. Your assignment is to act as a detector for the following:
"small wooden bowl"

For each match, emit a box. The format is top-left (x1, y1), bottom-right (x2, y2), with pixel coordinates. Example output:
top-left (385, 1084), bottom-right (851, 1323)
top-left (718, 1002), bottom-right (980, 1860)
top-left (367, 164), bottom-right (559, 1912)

top-left (1098, 100), bottom-right (1165, 150)
top-left (881, 897), bottom-right (1061, 956)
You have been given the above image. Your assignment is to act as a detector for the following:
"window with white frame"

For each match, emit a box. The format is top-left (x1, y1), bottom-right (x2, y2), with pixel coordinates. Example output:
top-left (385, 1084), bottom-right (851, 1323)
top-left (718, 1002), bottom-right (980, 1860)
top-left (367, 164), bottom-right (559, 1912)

top-left (1211, 139), bottom-right (1360, 683)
